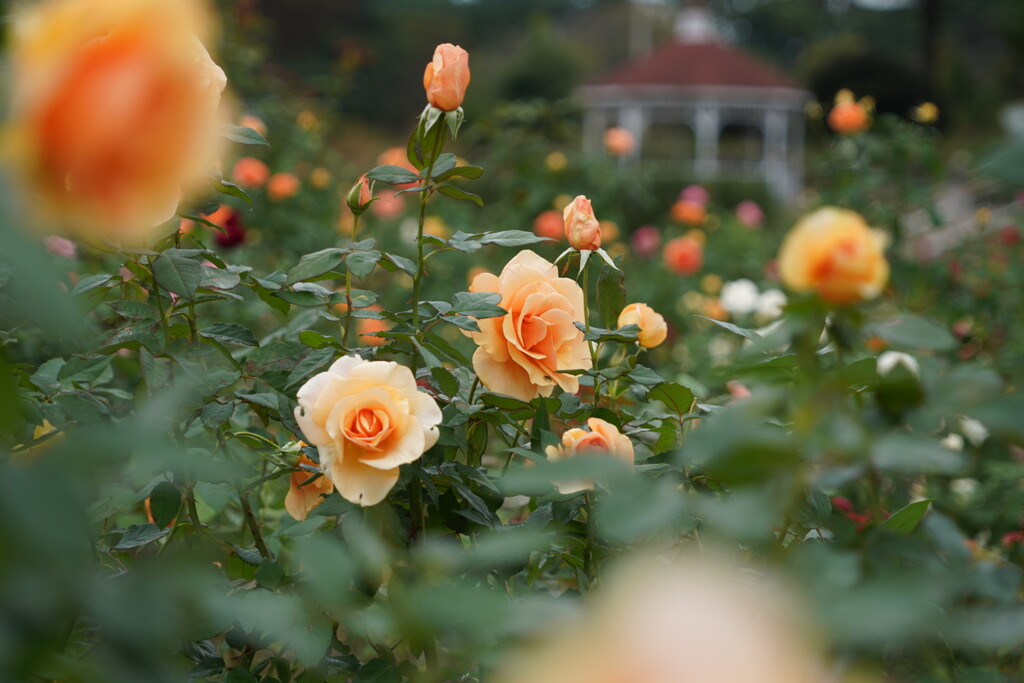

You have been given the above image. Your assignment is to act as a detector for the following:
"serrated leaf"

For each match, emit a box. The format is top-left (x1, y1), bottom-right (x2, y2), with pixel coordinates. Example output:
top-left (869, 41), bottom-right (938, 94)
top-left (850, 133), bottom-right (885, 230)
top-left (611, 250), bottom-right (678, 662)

top-left (694, 315), bottom-right (761, 341)
top-left (346, 250), bottom-right (381, 279)
top-left (285, 248), bottom-right (345, 285)
top-left (431, 367), bottom-right (460, 397)
top-left (114, 523), bottom-right (168, 550)
top-left (200, 323), bottom-right (259, 347)
top-left (69, 274), bottom-right (113, 297)
top-left (152, 249), bottom-right (203, 300)
top-left (648, 382), bottom-right (695, 416)
top-left (451, 291), bottom-right (506, 318)
top-left (883, 499), bottom-right (931, 535)
top-left (437, 184), bottom-right (483, 206)
top-left (365, 165), bottom-right (419, 185)
top-left (436, 165), bottom-right (484, 182)
top-left (255, 558), bottom-right (285, 589)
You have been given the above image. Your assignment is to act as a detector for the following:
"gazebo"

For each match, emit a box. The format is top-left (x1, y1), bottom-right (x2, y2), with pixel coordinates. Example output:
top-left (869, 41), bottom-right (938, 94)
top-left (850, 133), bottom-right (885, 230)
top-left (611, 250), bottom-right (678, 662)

top-left (580, 6), bottom-right (811, 202)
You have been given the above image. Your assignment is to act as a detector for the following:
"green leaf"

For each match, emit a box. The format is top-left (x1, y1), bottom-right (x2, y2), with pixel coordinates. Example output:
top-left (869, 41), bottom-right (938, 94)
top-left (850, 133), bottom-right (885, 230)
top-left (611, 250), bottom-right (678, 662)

top-left (883, 499), bottom-right (932, 535)
top-left (867, 315), bottom-right (957, 352)
top-left (648, 382), bottom-right (695, 416)
top-left (222, 124), bottom-right (269, 146)
top-left (365, 165), bottom-right (419, 185)
top-left (354, 659), bottom-right (402, 683)
top-left (114, 523), bottom-right (168, 550)
top-left (429, 153), bottom-right (457, 178)
top-left (255, 558), bottom-right (285, 590)
top-left (69, 274), bottom-right (113, 297)
top-left (431, 367), bottom-right (460, 397)
top-left (215, 179), bottom-right (251, 204)
top-left (451, 291), bottom-right (506, 318)
top-left (200, 323), bottom-right (259, 347)
top-left (436, 164), bottom-right (484, 182)
top-left (285, 248), bottom-right (345, 285)
top-left (694, 315), bottom-right (761, 341)
top-left (574, 322), bottom-right (640, 343)
top-left (148, 481), bottom-right (180, 528)
top-left (380, 252), bottom-right (416, 276)
top-left (448, 230), bottom-right (552, 251)
top-left (152, 249), bottom-right (202, 300)
top-left (597, 266), bottom-right (626, 329)
top-left (201, 401), bottom-right (234, 429)
top-left (437, 184), bottom-right (484, 206)
top-left (237, 392), bottom-right (280, 411)
top-left (871, 435), bottom-right (964, 474)
top-left (346, 250), bottom-right (381, 279)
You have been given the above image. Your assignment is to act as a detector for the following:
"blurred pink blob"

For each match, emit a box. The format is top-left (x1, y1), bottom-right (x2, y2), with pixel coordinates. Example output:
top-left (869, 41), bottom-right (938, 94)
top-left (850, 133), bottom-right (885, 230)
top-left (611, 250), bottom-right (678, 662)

top-left (680, 184), bottom-right (709, 206)
top-left (371, 191), bottom-right (406, 219)
top-left (44, 235), bottom-right (77, 259)
top-left (735, 200), bottom-right (764, 228)
top-left (630, 225), bottom-right (662, 259)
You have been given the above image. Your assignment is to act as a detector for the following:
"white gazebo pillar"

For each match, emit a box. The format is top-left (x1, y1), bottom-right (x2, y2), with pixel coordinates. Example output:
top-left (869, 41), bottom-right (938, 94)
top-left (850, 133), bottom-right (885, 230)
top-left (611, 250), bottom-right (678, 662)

top-left (619, 105), bottom-right (647, 162)
top-left (583, 107), bottom-right (610, 154)
top-left (762, 108), bottom-right (788, 199)
top-left (694, 103), bottom-right (720, 179)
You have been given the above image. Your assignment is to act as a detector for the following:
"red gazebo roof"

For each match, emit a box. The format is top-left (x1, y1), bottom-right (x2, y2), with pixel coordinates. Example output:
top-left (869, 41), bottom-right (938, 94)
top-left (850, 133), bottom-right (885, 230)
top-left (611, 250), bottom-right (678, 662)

top-left (591, 41), bottom-right (800, 90)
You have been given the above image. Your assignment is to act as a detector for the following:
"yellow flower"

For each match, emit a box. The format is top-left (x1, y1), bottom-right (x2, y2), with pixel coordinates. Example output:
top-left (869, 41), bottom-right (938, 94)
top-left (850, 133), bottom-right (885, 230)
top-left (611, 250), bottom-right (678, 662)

top-left (6, 0), bottom-right (227, 244)
top-left (294, 356), bottom-right (442, 505)
top-left (467, 251), bottom-right (591, 401)
top-left (700, 273), bottom-right (722, 295)
top-left (545, 152), bottom-right (568, 172)
top-left (912, 102), bottom-right (939, 124)
top-left (544, 418), bottom-right (634, 494)
top-left (617, 303), bottom-right (667, 348)
top-left (310, 167), bottom-right (331, 189)
top-left (296, 110), bottom-right (318, 131)
top-left (778, 207), bottom-right (889, 304)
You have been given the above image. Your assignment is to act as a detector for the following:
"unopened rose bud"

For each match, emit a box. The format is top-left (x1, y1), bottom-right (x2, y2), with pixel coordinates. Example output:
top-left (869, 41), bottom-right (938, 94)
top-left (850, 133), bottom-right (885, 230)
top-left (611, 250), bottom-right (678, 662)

top-left (563, 195), bottom-right (601, 251)
top-left (617, 302), bottom-right (668, 348)
top-left (423, 43), bottom-right (470, 111)
top-left (346, 174), bottom-right (373, 215)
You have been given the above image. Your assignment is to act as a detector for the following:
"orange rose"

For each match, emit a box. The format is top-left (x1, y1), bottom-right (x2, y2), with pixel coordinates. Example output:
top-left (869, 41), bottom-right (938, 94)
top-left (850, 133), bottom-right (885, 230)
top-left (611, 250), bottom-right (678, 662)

top-left (664, 236), bottom-right (703, 276)
top-left (7, 0), bottom-right (227, 243)
top-left (231, 157), bottom-right (269, 188)
top-left (267, 172), bottom-right (300, 201)
top-left (671, 199), bottom-right (707, 226)
top-left (423, 43), bottom-right (470, 111)
top-left (828, 101), bottom-right (870, 135)
top-left (533, 210), bottom-right (564, 240)
top-left (778, 207), bottom-right (889, 304)
top-left (467, 250), bottom-right (591, 401)
top-left (285, 453), bottom-right (335, 521)
top-left (617, 303), bottom-right (667, 349)
top-left (563, 195), bottom-right (601, 251)
top-left (544, 418), bottom-right (634, 494)
top-left (294, 356), bottom-right (442, 506)
top-left (603, 127), bottom-right (635, 157)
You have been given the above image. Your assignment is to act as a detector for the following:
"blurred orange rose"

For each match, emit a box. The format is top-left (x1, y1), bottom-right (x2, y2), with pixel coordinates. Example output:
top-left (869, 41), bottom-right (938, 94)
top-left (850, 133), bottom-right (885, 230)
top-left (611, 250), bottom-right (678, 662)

top-left (533, 210), bottom-right (564, 240)
top-left (603, 127), bottom-right (635, 157)
top-left (563, 195), bottom-right (601, 251)
top-left (238, 114), bottom-right (266, 137)
top-left (6, 0), bottom-right (227, 243)
top-left (267, 172), bottom-right (300, 201)
top-left (778, 207), bottom-right (889, 304)
top-left (294, 356), bottom-right (442, 506)
top-left (664, 236), bottom-right (703, 275)
top-left (617, 303), bottom-right (667, 348)
top-left (671, 199), bottom-right (706, 226)
top-left (467, 250), bottom-right (591, 401)
top-left (423, 43), bottom-right (470, 111)
top-left (545, 418), bottom-right (634, 494)
top-left (231, 157), bottom-right (269, 188)
top-left (828, 102), bottom-right (870, 134)
top-left (285, 453), bottom-right (335, 521)
top-left (370, 190), bottom-right (405, 219)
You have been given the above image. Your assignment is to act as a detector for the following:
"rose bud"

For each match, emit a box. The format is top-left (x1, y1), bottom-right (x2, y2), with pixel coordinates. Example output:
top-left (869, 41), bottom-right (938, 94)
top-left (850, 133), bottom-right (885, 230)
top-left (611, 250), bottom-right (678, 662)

top-left (563, 195), bottom-right (601, 251)
top-left (617, 303), bottom-right (668, 349)
top-left (423, 43), bottom-right (470, 111)
top-left (346, 174), bottom-right (373, 216)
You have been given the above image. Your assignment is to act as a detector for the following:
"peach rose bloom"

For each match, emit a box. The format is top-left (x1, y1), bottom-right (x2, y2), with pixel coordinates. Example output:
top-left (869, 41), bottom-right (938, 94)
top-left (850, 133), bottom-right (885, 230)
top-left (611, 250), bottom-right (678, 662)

top-left (545, 417), bottom-right (634, 494)
top-left (603, 127), bottom-right (635, 156)
top-left (533, 210), bottom-right (564, 240)
top-left (467, 250), bottom-right (591, 401)
top-left (671, 199), bottom-right (707, 226)
top-left (294, 356), bottom-right (442, 506)
top-left (617, 303), bottom-right (667, 349)
top-left (563, 195), bottom-right (601, 251)
top-left (663, 236), bottom-right (703, 275)
top-left (6, 0), bottom-right (227, 243)
top-left (231, 157), bottom-right (269, 188)
top-left (495, 555), bottom-right (827, 683)
top-left (267, 172), bottom-right (300, 201)
top-left (423, 43), bottom-right (470, 111)
top-left (778, 207), bottom-right (889, 304)
top-left (285, 453), bottom-right (335, 521)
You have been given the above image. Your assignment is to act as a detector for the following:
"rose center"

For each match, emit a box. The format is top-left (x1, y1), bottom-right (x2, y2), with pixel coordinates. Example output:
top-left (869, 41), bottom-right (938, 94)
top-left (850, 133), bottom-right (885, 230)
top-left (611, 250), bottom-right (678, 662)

top-left (343, 407), bottom-right (392, 450)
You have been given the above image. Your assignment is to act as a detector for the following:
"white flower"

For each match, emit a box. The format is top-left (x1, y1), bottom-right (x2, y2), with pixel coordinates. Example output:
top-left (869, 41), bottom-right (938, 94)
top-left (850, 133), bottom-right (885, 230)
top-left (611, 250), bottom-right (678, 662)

top-left (755, 288), bottom-right (787, 322)
top-left (877, 351), bottom-right (920, 377)
top-left (941, 433), bottom-right (964, 451)
top-left (960, 417), bottom-right (989, 446)
top-left (950, 478), bottom-right (978, 499)
top-left (720, 279), bottom-right (760, 316)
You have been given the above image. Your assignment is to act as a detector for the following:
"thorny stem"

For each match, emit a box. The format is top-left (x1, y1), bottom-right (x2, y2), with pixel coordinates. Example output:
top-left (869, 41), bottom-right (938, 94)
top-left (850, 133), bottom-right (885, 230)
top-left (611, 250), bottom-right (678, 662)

top-left (410, 122), bottom-right (447, 369)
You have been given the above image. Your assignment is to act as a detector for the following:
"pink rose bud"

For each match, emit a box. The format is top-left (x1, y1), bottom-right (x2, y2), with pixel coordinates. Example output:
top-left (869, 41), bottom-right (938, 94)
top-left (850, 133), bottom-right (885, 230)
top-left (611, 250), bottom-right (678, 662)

top-left (630, 225), bottom-right (662, 259)
top-left (44, 235), bottom-right (77, 259)
top-left (680, 184), bottom-right (709, 206)
top-left (735, 200), bottom-right (764, 228)
top-left (346, 174), bottom-right (373, 216)
top-left (563, 195), bottom-right (601, 251)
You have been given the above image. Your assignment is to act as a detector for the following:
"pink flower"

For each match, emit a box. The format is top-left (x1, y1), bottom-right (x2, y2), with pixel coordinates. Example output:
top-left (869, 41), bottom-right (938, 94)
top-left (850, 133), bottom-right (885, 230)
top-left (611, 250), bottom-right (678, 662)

top-left (680, 184), bottom-right (709, 206)
top-left (630, 225), bottom-right (661, 259)
top-left (735, 200), bottom-right (764, 229)
top-left (44, 235), bottom-right (77, 259)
